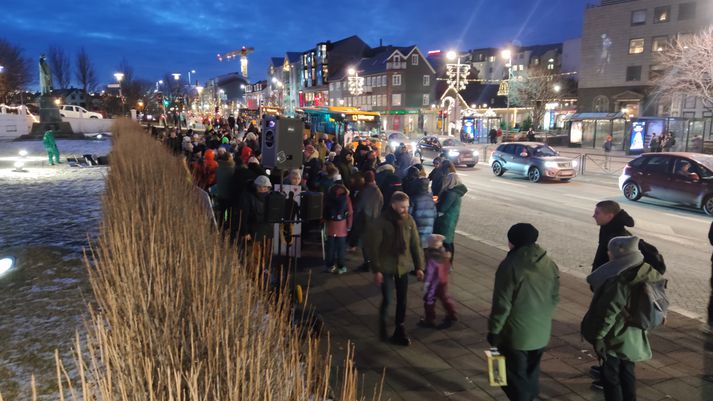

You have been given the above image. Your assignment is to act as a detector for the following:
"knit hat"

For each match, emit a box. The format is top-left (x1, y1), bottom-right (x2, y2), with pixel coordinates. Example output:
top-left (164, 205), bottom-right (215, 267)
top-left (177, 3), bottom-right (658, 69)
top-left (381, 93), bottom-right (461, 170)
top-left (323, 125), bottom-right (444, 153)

top-left (427, 234), bottom-right (445, 249)
top-left (608, 236), bottom-right (640, 259)
top-left (507, 223), bottom-right (539, 248)
top-left (248, 156), bottom-right (259, 165)
top-left (221, 137), bottom-right (229, 144)
top-left (254, 175), bottom-right (272, 188)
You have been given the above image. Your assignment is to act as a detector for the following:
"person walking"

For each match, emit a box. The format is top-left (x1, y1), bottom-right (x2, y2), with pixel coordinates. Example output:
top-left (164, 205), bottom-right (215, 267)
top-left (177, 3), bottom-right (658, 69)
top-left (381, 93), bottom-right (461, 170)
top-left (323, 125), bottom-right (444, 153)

top-left (42, 129), bottom-right (60, 165)
top-left (488, 223), bottom-right (560, 401)
top-left (581, 236), bottom-right (661, 401)
top-left (323, 183), bottom-right (353, 274)
top-left (603, 134), bottom-right (613, 170)
top-left (434, 172), bottom-right (468, 265)
top-left (366, 191), bottom-right (424, 345)
top-left (419, 234), bottom-right (457, 328)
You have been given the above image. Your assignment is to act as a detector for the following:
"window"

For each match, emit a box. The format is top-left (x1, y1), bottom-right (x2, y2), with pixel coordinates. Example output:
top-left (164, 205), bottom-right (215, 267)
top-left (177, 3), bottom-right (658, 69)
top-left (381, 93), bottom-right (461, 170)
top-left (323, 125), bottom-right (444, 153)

top-left (546, 58), bottom-right (555, 70)
top-left (423, 75), bottom-right (430, 86)
top-left (422, 94), bottom-right (429, 106)
top-left (392, 74), bottom-right (401, 86)
top-left (626, 66), bottom-right (642, 81)
top-left (678, 2), bottom-right (696, 20)
top-left (654, 6), bottom-right (670, 23)
top-left (381, 75), bottom-right (387, 86)
top-left (642, 155), bottom-right (672, 174)
top-left (392, 94), bottom-right (401, 106)
top-left (684, 95), bottom-right (697, 109)
top-left (533, 58), bottom-right (540, 65)
top-left (488, 56), bottom-right (495, 62)
top-left (393, 55), bottom-right (401, 64)
top-left (652, 36), bottom-right (669, 53)
top-left (629, 38), bottom-right (645, 54)
top-left (412, 54), bottom-right (419, 65)
top-left (631, 9), bottom-right (646, 25)
top-left (649, 64), bottom-right (665, 80)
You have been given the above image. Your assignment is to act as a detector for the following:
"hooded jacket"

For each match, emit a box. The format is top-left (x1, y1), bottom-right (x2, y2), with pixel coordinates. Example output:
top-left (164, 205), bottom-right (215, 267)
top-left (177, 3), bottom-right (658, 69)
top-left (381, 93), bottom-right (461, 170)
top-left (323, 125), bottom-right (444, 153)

top-left (433, 184), bottom-right (468, 243)
top-left (409, 178), bottom-right (437, 248)
top-left (375, 164), bottom-right (403, 208)
top-left (489, 244), bottom-right (560, 351)
top-left (366, 212), bottom-right (425, 276)
top-left (593, 210), bottom-right (635, 271)
top-left (213, 159), bottom-right (235, 201)
top-left (353, 182), bottom-right (383, 235)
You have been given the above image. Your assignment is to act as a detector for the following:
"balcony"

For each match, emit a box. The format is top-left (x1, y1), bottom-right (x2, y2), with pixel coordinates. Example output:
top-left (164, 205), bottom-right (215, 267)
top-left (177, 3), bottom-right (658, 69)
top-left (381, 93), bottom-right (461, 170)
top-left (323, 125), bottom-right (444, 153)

top-left (387, 61), bottom-right (407, 70)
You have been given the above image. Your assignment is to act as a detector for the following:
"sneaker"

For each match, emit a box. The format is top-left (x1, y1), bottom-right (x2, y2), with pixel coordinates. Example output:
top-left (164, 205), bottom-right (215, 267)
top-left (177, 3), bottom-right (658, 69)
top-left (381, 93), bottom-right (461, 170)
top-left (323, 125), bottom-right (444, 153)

top-left (326, 266), bottom-right (337, 273)
top-left (591, 380), bottom-right (604, 391)
top-left (337, 266), bottom-right (347, 275)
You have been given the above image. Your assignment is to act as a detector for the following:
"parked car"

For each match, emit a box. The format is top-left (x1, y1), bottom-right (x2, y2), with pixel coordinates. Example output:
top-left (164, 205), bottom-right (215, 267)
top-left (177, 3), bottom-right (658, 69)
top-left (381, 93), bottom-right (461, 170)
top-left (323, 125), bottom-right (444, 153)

top-left (385, 132), bottom-right (415, 154)
top-left (490, 142), bottom-right (577, 182)
top-left (415, 136), bottom-right (479, 167)
top-left (619, 152), bottom-right (713, 215)
top-left (60, 105), bottom-right (103, 119)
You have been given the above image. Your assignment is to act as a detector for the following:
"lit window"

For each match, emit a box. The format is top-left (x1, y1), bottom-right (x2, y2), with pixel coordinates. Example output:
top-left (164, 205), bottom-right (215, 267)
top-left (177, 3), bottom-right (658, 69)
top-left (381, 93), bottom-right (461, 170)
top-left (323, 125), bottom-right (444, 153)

top-left (393, 74), bottom-right (401, 86)
top-left (423, 75), bottom-right (430, 86)
top-left (628, 38), bottom-right (645, 54)
top-left (488, 56), bottom-right (495, 62)
top-left (631, 9), bottom-right (646, 25)
top-left (392, 94), bottom-right (401, 106)
top-left (654, 6), bottom-right (670, 23)
top-left (422, 94), bottom-right (429, 106)
top-left (412, 54), bottom-right (419, 65)
top-left (652, 36), bottom-right (669, 52)
top-left (533, 58), bottom-right (540, 65)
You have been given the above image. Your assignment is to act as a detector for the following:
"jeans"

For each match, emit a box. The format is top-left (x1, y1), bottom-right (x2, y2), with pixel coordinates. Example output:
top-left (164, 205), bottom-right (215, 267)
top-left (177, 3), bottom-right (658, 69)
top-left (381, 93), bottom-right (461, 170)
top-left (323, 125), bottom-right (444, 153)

top-left (602, 356), bottom-right (636, 401)
top-left (380, 273), bottom-right (409, 335)
top-left (325, 236), bottom-right (346, 268)
top-left (500, 348), bottom-right (544, 401)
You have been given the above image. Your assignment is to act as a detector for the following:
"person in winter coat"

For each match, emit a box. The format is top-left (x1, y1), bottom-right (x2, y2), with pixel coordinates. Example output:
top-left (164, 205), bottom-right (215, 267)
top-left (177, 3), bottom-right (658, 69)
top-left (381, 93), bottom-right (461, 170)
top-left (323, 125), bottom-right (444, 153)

top-left (581, 236), bottom-right (660, 401)
top-left (488, 223), bottom-right (560, 401)
top-left (375, 163), bottom-right (403, 209)
top-left (366, 191), bottom-right (425, 346)
top-left (334, 149), bottom-right (356, 189)
top-left (489, 128), bottom-right (498, 144)
top-left (429, 159), bottom-right (451, 196)
top-left (324, 184), bottom-right (353, 274)
top-left (395, 144), bottom-right (413, 178)
top-left (409, 177), bottom-right (436, 249)
top-left (592, 201), bottom-right (635, 271)
top-left (42, 129), bottom-right (60, 165)
top-left (316, 136), bottom-right (329, 162)
top-left (237, 175), bottom-right (274, 252)
top-left (419, 234), bottom-right (457, 328)
top-left (353, 171), bottom-right (383, 272)
top-left (193, 149), bottom-right (219, 190)
top-left (303, 145), bottom-right (323, 191)
top-left (402, 165), bottom-right (423, 199)
top-left (434, 173), bottom-right (468, 264)
top-left (212, 151), bottom-right (236, 229)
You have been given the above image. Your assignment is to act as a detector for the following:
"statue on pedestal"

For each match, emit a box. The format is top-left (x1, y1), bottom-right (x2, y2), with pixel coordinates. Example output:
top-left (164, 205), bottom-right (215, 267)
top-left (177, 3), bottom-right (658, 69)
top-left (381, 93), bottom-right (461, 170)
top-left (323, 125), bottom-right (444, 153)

top-left (25, 54), bottom-right (75, 138)
top-left (39, 55), bottom-right (53, 95)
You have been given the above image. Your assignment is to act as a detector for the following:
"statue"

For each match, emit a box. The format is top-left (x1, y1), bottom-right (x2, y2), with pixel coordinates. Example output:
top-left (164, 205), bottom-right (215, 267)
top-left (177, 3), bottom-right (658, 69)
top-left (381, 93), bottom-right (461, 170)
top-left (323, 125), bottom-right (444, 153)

top-left (39, 55), bottom-right (53, 95)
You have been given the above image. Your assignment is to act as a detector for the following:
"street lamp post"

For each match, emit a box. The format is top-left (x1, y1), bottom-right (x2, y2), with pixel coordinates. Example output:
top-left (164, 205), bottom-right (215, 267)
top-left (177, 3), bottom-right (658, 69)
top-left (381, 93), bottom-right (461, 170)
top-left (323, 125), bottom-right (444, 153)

top-left (114, 72), bottom-right (125, 116)
top-left (445, 50), bottom-right (470, 137)
top-left (188, 69), bottom-right (196, 86)
top-left (500, 49), bottom-right (512, 133)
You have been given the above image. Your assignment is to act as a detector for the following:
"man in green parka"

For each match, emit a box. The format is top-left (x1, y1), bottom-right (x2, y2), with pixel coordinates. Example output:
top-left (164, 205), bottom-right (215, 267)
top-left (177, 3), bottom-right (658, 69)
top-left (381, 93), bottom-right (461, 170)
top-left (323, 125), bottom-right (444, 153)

top-left (43, 129), bottom-right (60, 165)
top-left (488, 223), bottom-right (560, 401)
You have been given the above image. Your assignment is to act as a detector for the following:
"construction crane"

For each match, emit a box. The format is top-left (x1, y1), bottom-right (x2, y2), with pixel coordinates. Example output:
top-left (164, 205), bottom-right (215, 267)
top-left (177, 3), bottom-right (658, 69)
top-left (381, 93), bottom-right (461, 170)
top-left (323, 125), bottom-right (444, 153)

top-left (217, 46), bottom-right (254, 79)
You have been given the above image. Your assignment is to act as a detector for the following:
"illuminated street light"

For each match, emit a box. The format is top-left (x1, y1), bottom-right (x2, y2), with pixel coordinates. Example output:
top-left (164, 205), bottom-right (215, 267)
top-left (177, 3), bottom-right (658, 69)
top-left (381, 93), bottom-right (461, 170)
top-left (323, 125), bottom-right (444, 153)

top-left (553, 84), bottom-right (561, 93)
top-left (446, 50), bottom-right (457, 61)
top-left (114, 72), bottom-right (125, 116)
top-left (54, 98), bottom-right (61, 106)
top-left (0, 257), bottom-right (15, 276)
top-left (113, 72), bottom-right (124, 82)
top-left (188, 69), bottom-right (196, 85)
top-left (172, 73), bottom-right (181, 81)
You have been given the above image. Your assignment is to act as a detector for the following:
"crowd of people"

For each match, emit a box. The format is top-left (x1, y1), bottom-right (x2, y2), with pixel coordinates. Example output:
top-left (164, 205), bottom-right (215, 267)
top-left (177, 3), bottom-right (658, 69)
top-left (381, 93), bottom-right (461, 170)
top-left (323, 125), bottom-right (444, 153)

top-left (145, 119), bottom-right (676, 401)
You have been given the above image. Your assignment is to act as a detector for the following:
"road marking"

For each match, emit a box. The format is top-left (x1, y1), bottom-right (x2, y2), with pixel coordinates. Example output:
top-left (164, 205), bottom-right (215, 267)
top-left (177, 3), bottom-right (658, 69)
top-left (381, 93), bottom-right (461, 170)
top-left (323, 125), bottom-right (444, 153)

top-left (488, 179), bottom-right (527, 188)
top-left (663, 212), bottom-right (708, 224)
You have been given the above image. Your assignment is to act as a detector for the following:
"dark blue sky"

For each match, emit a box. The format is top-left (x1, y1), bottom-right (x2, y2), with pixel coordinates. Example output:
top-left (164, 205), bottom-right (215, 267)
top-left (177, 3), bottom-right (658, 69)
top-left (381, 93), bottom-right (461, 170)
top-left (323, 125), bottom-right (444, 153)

top-left (2, 0), bottom-right (590, 87)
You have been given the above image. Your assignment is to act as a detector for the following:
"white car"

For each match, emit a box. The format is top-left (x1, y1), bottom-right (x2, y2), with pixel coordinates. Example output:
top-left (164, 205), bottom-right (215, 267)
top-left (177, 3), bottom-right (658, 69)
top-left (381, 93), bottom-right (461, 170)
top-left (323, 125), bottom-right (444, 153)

top-left (60, 105), bottom-right (103, 119)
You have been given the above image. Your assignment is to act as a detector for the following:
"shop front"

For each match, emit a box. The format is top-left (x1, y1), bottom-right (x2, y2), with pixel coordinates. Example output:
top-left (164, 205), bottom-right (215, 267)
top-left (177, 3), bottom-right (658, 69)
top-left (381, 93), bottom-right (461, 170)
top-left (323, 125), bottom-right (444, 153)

top-left (382, 109), bottom-right (420, 134)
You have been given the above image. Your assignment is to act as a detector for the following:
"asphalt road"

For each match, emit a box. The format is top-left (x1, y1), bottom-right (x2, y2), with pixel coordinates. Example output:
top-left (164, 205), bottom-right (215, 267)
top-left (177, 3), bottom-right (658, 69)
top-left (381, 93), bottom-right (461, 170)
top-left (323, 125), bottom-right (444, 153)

top-left (446, 161), bottom-right (712, 321)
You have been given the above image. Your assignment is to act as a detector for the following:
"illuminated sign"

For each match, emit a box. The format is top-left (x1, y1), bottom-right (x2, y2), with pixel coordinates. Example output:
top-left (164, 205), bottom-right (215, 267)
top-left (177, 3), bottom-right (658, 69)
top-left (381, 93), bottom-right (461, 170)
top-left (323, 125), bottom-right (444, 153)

top-left (352, 114), bottom-right (376, 122)
top-left (570, 121), bottom-right (583, 144)
top-left (629, 121), bottom-right (646, 151)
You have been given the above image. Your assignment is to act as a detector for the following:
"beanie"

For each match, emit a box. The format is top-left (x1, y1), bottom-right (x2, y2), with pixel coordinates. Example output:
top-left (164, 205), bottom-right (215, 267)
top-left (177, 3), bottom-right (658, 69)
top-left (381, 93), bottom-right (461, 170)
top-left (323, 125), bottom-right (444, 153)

top-left (248, 156), bottom-right (259, 165)
top-left (427, 234), bottom-right (445, 250)
top-left (608, 236), bottom-right (640, 259)
top-left (254, 175), bottom-right (272, 188)
top-left (507, 223), bottom-right (539, 249)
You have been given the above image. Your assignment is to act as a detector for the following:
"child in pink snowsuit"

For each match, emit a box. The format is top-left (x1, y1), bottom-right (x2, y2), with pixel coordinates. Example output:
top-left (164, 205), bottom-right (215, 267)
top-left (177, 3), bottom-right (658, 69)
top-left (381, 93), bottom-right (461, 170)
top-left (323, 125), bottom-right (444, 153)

top-left (419, 234), bottom-right (457, 328)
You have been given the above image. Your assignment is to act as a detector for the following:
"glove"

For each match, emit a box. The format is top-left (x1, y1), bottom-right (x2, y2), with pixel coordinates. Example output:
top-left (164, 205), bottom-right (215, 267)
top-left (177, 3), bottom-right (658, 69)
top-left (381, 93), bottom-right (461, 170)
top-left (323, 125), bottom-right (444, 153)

top-left (487, 333), bottom-right (500, 347)
top-left (594, 339), bottom-right (607, 360)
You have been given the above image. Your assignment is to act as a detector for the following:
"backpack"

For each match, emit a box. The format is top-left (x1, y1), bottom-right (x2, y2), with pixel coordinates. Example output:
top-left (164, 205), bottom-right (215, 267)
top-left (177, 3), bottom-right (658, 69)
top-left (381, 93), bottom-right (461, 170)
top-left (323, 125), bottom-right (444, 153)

top-left (626, 277), bottom-right (669, 331)
top-left (325, 193), bottom-right (348, 221)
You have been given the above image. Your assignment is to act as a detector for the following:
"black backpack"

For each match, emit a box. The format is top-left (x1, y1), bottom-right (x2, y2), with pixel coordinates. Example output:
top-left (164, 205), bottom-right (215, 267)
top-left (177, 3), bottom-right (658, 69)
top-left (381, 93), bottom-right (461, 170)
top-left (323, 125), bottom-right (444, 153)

top-left (325, 193), bottom-right (348, 221)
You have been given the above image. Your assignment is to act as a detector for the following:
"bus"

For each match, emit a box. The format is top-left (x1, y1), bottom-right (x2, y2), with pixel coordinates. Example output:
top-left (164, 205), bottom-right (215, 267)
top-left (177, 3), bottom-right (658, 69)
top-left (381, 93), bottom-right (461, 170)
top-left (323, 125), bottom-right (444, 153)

top-left (297, 106), bottom-right (382, 148)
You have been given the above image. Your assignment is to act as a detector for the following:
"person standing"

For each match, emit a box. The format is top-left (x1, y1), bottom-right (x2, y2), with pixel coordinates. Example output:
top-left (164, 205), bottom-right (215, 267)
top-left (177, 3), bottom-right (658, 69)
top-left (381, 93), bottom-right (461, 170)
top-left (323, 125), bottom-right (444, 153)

top-left (409, 175), bottom-right (437, 249)
top-left (323, 184), bottom-right (353, 274)
top-left (419, 234), bottom-right (457, 328)
top-left (237, 175), bottom-right (274, 265)
top-left (42, 129), bottom-right (60, 165)
top-left (353, 171), bottom-right (383, 272)
top-left (526, 128), bottom-right (536, 142)
top-left (592, 201), bottom-right (635, 272)
top-left (434, 172), bottom-right (468, 265)
top-left (489, 128), bottom-right (498, 144)
top-left (581, 236), bottom-right (659, 401)
top-left (488, 223), bottom-right (560, 401)
top-left (366, 191), bottom-right (425, 345)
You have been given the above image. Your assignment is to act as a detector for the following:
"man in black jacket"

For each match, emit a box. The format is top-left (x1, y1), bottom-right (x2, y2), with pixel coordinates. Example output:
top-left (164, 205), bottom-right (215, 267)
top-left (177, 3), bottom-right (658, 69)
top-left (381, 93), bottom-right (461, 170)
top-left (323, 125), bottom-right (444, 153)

top-left (592, 201), bottom-right (635, 271)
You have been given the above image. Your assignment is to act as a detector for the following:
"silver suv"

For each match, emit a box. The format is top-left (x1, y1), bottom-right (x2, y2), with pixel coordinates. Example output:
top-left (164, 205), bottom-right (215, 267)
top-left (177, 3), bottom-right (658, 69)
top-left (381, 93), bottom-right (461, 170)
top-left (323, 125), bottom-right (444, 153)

top-left (490, 142), bottom-right (578, 183)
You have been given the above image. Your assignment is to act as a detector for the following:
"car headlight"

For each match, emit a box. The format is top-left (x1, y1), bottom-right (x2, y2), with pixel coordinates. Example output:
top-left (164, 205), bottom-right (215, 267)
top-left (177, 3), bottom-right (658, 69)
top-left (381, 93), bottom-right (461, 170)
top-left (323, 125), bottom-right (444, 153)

top-left (410, 141), bottom-right (417, 150)
top-left (544, 161), bottom-right (558, 168)
top-left (448, 150), bottom-right (460, 157)
top-left (571, 159), bottom-right (578, 168)
top-left (473, 150), bottom-right (479, 156)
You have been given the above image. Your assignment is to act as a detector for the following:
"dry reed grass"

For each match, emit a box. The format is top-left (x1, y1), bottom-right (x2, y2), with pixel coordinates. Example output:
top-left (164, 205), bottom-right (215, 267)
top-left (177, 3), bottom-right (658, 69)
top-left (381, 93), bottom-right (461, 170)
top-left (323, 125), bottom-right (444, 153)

top-left (3, 119), bottom-right (382, 401)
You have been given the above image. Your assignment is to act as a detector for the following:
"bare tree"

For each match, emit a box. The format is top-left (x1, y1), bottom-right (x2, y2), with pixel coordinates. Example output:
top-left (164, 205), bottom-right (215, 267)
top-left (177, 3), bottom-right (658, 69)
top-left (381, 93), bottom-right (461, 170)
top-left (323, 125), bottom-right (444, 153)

top-left (507, 65), bottom-right (571, 130)
top-left (48, 45), bottom-right (71, 89)
top-left (75, 47), bottom-right (97, 93)
top-left (654, 25), bottom-right (713, 111)
top-left (0, 38), bottom-right (33, 101)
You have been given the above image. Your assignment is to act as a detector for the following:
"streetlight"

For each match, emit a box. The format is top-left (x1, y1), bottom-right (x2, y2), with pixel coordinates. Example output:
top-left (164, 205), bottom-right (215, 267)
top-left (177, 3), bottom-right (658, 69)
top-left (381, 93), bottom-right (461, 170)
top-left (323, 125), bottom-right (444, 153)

top-left (172, 73), bottom-right (181, 81)
top-left (188, 69), bottom-right (196, 85)
top-left (500, 49), bottom-right (512, 132)
top-left (347, 67), bottom-right (364, 96)
top-left (553, 84), bottom-right (561, 93)
top-left (196, 84), bottom-right (204, 111)
top-left (444, 50), bottom-right (470, 137)
top-left (114, 72), bottom-right (125, 116)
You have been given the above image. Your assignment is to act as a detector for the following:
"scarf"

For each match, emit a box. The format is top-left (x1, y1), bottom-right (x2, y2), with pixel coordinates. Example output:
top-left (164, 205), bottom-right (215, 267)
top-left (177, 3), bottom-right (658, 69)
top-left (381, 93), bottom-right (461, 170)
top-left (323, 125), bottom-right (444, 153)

top-left (385, 207), bottom-right (407, 255)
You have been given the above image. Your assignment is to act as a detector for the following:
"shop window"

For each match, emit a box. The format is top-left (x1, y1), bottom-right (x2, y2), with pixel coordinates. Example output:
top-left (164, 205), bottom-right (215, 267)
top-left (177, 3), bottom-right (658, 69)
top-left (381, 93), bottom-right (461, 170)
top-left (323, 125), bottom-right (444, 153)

top-left (628, 38), bottom-right (645, 54)
top-left (412, 55), bottom-right (419, 65)
top-left (626, 66), bottom-right (642, 81)
top-left (393, 74), bottom-right (401, 86)
top-left (631, 9), bottom-right (646, 25)
top-left (654, 6), bottom-right (670, 23)
top-left (678, 2), bottom-right (696, 20)
top-left (392, 94), bottom-right (401, 106)
top-left (652, 36), bottom-right (669, 52)
top-left (422, 94), bottom-right (429, 106)
top-left (423, 75), bottom-right (430, 86)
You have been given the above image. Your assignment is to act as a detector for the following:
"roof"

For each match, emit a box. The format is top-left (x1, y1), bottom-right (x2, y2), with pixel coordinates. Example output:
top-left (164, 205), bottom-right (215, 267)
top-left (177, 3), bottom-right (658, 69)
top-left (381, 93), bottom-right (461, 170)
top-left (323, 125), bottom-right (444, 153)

top-left (286, 52), bottom-right (301, 64)
top-left (270, 57), bottom-right (284, 68)
top-left (437, 82), bottom-right (508, 109)
top-left (330, 45), bottom-right (431, 80)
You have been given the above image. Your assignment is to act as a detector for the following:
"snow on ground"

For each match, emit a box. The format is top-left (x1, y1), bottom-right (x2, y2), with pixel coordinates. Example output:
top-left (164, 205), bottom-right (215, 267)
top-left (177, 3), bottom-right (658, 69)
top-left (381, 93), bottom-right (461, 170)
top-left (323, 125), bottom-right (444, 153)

top-left (0, 139), bottom-right (110, 399)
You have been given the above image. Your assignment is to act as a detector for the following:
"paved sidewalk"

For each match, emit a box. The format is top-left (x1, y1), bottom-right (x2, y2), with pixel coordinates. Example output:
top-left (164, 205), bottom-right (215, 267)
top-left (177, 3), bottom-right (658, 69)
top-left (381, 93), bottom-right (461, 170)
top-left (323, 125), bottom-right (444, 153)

top-left (295, 233), bottom-right (713, 400)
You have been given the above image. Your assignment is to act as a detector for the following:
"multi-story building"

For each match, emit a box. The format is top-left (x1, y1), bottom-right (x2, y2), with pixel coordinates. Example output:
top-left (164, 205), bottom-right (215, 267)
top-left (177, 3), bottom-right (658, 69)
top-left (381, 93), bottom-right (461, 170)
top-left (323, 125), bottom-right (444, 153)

top-left (328, 45), bottom-right (437, 133)
top-left (463, 43), bottom-right (564, 83)
top-left (244, 80), bottom-right (266, 109)
top-left (579, 0), bottom-right (711, 122)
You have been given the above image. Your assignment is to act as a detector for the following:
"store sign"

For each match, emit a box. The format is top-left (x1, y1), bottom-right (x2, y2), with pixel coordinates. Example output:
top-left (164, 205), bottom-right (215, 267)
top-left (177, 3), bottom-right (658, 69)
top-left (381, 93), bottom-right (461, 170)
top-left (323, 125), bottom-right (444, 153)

top-left (352, 114), bottom-right (376, 122)
top-left (629, 121), bottom-right (646, 151)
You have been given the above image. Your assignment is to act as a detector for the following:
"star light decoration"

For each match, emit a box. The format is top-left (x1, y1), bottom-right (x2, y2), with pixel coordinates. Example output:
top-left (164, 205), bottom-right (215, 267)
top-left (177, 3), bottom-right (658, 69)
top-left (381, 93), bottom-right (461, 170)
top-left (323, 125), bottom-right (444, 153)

top-left (446, 63), bottom-right (471, 91)
top-left (347, 68), bottom-right (364, 96)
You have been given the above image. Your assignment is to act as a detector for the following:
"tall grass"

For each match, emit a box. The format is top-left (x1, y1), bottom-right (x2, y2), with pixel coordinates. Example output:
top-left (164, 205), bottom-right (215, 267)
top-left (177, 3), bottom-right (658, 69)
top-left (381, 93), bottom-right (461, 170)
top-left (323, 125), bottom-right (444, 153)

top-left (5, 120), bottom-right (381, 401)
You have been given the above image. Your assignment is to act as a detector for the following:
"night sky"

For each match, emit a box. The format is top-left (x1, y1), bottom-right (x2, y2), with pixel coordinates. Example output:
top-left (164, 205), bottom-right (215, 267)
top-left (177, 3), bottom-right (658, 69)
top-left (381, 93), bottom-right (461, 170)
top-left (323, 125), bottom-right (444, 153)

top-left (2, 0), bottom-right (590, 88)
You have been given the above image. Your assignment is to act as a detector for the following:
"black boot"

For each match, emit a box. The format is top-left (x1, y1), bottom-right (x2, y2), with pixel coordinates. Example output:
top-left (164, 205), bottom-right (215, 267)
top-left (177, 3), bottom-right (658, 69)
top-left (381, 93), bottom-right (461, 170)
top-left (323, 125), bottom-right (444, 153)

top-left (390, 325), bottom-right (411, 346)
top-left (379, 322), bottom-right (388, 341)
